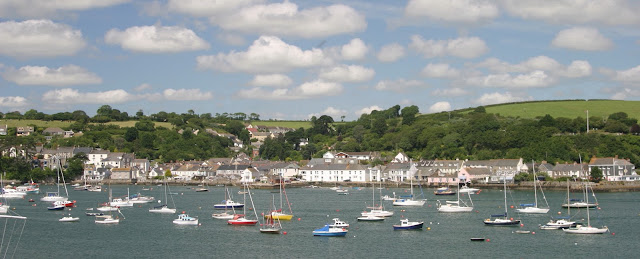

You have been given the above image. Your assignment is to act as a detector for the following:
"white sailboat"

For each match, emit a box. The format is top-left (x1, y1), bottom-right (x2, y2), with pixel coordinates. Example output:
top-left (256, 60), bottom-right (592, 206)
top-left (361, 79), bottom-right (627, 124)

top-left (228, 183), bottom-right (259, 225)
top-left (392, 162), bottom-right (426, 206)
top-left (41, 157), bottom-right (71, 203)
top-left (563, 182), bottom-right (608, 234)
top-left (540, 179), bottom-right (576, 229)
top-left (149, 179), bottom-right (176, 214)
top-left (562, 156), bottom-right (597, 209)
top-left (361, 182), bottom-right (393, 217)
top-left (212, 188), bottom-right (237, 219)
top-left (483, 176), bottom-right (521, 226)
top-left (259, 195), bottom-right (282, 234)
top-left (437, 181), bottom-right (474, 213)
top-left (516, 161), bottom-right (549, 214)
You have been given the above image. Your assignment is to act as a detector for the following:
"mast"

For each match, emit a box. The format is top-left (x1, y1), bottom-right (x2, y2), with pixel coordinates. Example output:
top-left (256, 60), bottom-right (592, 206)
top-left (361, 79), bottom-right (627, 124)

top-left (503, 175), bottom-right (508, 217)
top-left (533, 160), bottom-right (538, 207)
top-left (585, 182), bottom-right (591, 227)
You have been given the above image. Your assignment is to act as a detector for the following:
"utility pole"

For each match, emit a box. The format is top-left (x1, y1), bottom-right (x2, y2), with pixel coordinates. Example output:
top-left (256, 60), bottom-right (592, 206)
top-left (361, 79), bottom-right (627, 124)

top-left (586, 110), bottom-right (589, 133)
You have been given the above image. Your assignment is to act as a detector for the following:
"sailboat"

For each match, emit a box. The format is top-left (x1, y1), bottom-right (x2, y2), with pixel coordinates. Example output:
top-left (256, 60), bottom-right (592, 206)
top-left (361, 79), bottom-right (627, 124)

top-left (437, 181), bottom-right (474, 213)
top-left (41, 157), bottom-right (73, 205)
top-left (260, 195), bottom-right (283, 234)
top-left (97, 186), bottom-right (119, 212)
top-left (149, 178), bottom-right (176, 214)
top-left (227, 183), bottom-right (259, 225)
top-left (562, 156), bottom-right (597, 208)
top-left (483, 176), bottom-right (521, 226)
top-left (361, 182), bottom-right (393, 217)
top-left (540, 179), bottom-right (576, 229)
top-left (392, 162), bottom-right (426, 206)
top-left (212, 188), bottom-right (237, 219)
top-left (563, 182), bottom-right (608, 234)
top-left (265, 175), bottom-right (293, 221)
top-left (516, 161), bottom-right (549, 214)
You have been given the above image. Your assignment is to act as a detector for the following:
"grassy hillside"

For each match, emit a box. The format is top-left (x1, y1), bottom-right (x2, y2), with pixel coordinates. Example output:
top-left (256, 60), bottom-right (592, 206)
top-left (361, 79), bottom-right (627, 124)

top-left (0, 119), bottom-right (173, 129)
top-left (481, 100), bottom-right (640, 120)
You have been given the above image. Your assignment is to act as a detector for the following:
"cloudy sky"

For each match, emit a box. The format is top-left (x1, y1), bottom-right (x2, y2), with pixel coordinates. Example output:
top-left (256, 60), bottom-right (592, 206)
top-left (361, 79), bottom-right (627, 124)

top-left (1, 0), bottom-right (640, 120)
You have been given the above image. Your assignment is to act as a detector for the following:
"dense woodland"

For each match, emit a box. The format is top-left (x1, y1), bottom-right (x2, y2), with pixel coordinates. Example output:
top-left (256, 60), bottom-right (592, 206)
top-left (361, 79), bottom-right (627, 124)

top-left (2, 103), bottom-right (640, 182)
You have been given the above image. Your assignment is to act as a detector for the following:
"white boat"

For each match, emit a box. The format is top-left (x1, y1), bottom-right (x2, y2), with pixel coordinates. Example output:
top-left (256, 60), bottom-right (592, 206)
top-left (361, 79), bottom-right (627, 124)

top-left (483, 176), bottom-right (521, 226)
top-left (87, 186), bottom-right (102, 192)
top-left (214, 188), bottom-right (244, 209)
top-left (0, 188), bottom-right (27, 199)
top-left (357, 215), bottom-right (385, 221)
top-left (110, 198), bottom-right (133, 207)
top-left (212, 188), bottom-right (237, 219)
top-left (361, 182), bottom-right (394, 217)
top-left (459, 185), bottom-right (480, 194)
top-left (150, 179), bottom-right (176, 214)
top-left (173, 213), bottom-right (199, 225)
top-left (59, 216), bottom-right (80, 222)
top-left (41, 157), bottom-right (70, 202)
top-left (393, 219), bottom-right (424, 230)
top-left (129, 193), bottom-right (154, 204)
top-left (260, 195), bottom-right (282, 234)
top-left (97, 203), bottom-right (119, 212)
top-left (563, 182), bottom-right (608, 234)
top-left (392, 163), bottom-right (426, 206)
top-left (212, 211), bottom-right (234, 219)
top-left (227, 184), bottom-right (260, 226)
top-left (437, 177), bottom-right (474, 213)
top-left (328, 218), bottom-right (349, 228)
top-left (541, 179), bottom-right (577, 230)
top-left (95, 214), bottom-right (120, 224)
top-left (381, 192), bottom-right (396, 201)
top-left (516, 161), bottom-right (550, 214)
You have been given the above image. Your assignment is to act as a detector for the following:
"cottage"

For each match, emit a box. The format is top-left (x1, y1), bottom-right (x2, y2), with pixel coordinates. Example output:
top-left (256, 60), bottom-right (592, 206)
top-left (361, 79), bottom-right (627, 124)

top-left (589, 156), bottom-right (638, 181)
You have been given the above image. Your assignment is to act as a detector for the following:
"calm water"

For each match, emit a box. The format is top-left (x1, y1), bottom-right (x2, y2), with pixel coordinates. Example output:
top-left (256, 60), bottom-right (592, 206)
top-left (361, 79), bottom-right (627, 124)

top-left (4, 184), bottom-right (639, 258)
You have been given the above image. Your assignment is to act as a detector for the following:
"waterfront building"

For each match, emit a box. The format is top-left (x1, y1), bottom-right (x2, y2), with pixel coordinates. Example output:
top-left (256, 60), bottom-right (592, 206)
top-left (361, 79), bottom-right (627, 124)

top-left (589, 156), bottom-right (638, 181)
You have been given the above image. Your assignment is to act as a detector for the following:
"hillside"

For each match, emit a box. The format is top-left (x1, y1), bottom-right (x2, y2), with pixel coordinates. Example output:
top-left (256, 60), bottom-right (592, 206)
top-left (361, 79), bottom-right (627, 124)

top-left (478, 100), bottom-right (640, 120)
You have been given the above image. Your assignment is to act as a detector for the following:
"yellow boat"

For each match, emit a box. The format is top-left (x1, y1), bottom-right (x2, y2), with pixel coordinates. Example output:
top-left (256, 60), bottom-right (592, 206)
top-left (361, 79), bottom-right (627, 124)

top-left (265, 211), bottom-right (293, 221)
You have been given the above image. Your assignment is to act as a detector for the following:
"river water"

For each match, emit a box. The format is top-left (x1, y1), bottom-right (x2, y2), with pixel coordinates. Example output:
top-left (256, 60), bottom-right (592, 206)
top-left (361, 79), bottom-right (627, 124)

top-left (4, 184), bottom-right (638, 258)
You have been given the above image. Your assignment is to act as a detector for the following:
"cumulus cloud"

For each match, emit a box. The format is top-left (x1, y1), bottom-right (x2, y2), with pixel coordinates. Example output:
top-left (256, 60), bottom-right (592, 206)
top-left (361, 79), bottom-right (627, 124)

top-left (501, 0), bottom-right (640, 25)
top-left (319, 65), bottom-right (375, 83)
top-left (355, 105), bottom-right (383, 116)
top-left (249, 74), bottom-right (292, 87)
top-left (341, 38), bottom-right (368, 60)
top-left (474, 92), bottom-right (528, 105)
top-left (134, 83), bottom-right (152, 92)
top-left (431, 87), bottom-right (469, 97)
top-left (163, 88), bottom-right (213, 101)
top-left (552, 27), bottom-right (613, 51)
top-left (42, 88), bottom-right (138, 104)
top-left (0, 20), bottom-right (86, 59)
top-left (0, 0), bottom-right (129, 19)
top-left (168, 0), bottom-right (260, 17)
top-left (465, 70), bottom-right (554, 88)
top-left (421, 63), bottom-right (460, 78)
top-left (405, 0), bottom-right (499, 24)
top-left (197, 36), bottom-right (331, 73)
top-left (1, 65), bottom-right (101, 86)
top-left (609, 65), bottom-right (640, 85)
top-left (428, 101), bottom-right (452, 113)
top-left (213, 2), bottom-right (366, 38)
top-left (374, 79), bottom-right (426, 92)
top-left (377, 43), bottom-right (405, 62)
top-left (0, 96), bottom-right (29, 107)
top-left (611, 88), bottom-right (640, 99)
top-left (236, 80), bottom-right (342, 100)
top-left (475, 56), bottom-right (592, 78)
top-left (410, 35), bottom-right (488, 58)
top-left (105, 25), bottom-right (209, 53)
top-left (308, 107), bottom-right (347, 119)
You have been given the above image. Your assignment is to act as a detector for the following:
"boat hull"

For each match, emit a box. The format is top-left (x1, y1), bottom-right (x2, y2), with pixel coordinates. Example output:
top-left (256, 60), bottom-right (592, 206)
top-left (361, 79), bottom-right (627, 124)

top-left (265, 213), bottom-right (293, 221)
top-left (228, 219), bottom-right (258, 225)
top-left (149, 208), bottom-right (176, 214)
top-left (212, 213), bottom-right (234, 219)
top-left (516, 207), bottom-right (550, 214)
top-left (59, 217), bottom-right (80, 222)
top-left (393, 222), bottom-right (423, 230)
top-left (392, 199), bottom-right (426, 206)
top-left (437, 205), bottom-right (474, 213)
top-left (483, 219), bottom-right (521, 226)
top-left (563, 226), bottom-right (608, 234)
top-left (173, 220), bottom-right (199, 225)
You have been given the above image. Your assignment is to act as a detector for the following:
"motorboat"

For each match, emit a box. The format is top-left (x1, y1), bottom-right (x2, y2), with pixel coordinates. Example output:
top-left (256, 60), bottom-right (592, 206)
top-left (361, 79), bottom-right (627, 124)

top-left (212, 212), bottom-right (234, 219)
top-left (173, 213), bottom-right (199, 225)
top-left (59, 216), bottom-right (80, 222)
top-left (312, 225), bottom-right (347, 237)
top-left (393, 219), bottom-right (424, 230)
top-left (0, 188), bottom-right (27, 199)
top-left (434, 187), bottom-right (455, 196)
top-left (213, 200), bottom-right (244, 209)
top-left (459, 185), bottom-right (480, 194)
top-left (563, 224), bottom-right (609, 234)
top-left (128, 193), bottom-right (154, 204)
top-left (357, 215), bottom-right (385, 221)
top-left (95, 215), bottom-right (119, 224)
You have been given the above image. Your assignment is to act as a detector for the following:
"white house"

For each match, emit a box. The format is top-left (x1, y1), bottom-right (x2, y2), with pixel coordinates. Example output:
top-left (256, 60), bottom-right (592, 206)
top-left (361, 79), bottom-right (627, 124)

top-left (299, 164), bottom-right (367, 182)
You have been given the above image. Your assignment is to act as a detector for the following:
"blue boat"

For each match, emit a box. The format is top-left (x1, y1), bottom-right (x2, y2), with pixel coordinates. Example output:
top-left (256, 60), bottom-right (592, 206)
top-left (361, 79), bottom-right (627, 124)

top-left (393, 219), bottom-right (424, 230)
top-left (47, 204), bottom-right (65, 210)
top-left (312, 224), bottom-right (348, 237)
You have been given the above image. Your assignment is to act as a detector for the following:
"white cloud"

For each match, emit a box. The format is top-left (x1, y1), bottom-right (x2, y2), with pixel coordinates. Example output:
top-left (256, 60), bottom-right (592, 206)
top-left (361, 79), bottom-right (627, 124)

top-left (410, 35), bottom-right (488, 58)
top-left (42, 88), bottom-right (137, 104)
top-left (319, 65), bottom-right (375, 83)
top-left (475, 56), bottom-right (592, 78)
top-left (163, 88), bottom-right (213, 101)
top-left (134, 83), bottom-right (152, 92)
top-left (213, 2), bottom-right (366, 38)
top-left (237, 80), bottom-right (342, 100)
top-left (197, 36), bottom-right (331, 73)
top-left (0, 96), bottom-right (29, 107)
top-left (421, 63), bottom-right (460, 78)
top-left (168, 0), bottom-right (261, 17)
top-left (552, 27), bottom-right (613, 51)
top-left (1, 65), bottom-right (101, 86)
top-left (0, 20), bottom-right (86, 59)
top-left (377, 43), bottom-right (405, 62)
top-left (474, 92), bottom-right (528, 105)
top-left (308, 107), bottom-right (347, 119)
top-left (405, 0), bottom-right (499, 24)
top-left (611, 88), bottom-right (640, 99)
top-left (355, 105), bottom-right (383, 116)
top-left (341, 38), bottom-right (368, 60)
top-left (428, 101), bottom-right (452, 113)
top-left (610, 65), bottom-right (640, 85)
top-left (465, 70), bottom-right (554, 88)
top-left (249, 74), bottom-right (292, 87)
top-left (105, 25), bottom-right (210, 53)
top-left (431, 87), bottom-right (469, 97)
top-left (501, 0), bottom-right (640, 25)
top-left (374, 79), bottom-right (426, 92)
top-left (0, 0), bottom-right (129, 18)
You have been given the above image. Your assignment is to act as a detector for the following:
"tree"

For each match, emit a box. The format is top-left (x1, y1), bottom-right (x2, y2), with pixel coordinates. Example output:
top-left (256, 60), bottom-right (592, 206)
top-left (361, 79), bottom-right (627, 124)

top-left (164, 169), bottom-right (173, 179)
top-left (590, 167), bottom-right (603, 183)
top-left (401, 105), bottom-right (419, 125)
top-left (135, 120), bottom-right (156, 131)
top-left (124, 127), bottom-right (139, 142)
top-left (96, 105), bottom-right (113, 117)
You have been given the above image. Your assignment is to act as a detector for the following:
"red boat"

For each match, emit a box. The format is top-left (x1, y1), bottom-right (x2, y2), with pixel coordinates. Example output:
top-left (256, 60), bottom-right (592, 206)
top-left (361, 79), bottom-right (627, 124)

top-left (227, 214), bottom-right (258, 225)
top-left (54, 200), bottom-right (76, 207)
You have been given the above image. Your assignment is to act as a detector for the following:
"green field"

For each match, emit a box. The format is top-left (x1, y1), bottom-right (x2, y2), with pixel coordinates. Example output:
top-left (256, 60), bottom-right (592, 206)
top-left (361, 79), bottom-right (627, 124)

top-left (0, 119), bottom-right (173, 129)
top-left (481, 100), bottom-right (640, 120)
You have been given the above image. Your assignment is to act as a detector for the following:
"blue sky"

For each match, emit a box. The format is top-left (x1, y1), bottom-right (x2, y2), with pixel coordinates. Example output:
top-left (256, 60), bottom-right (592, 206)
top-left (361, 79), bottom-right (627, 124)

top-left (1, 0), bottom-right (640, 120)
